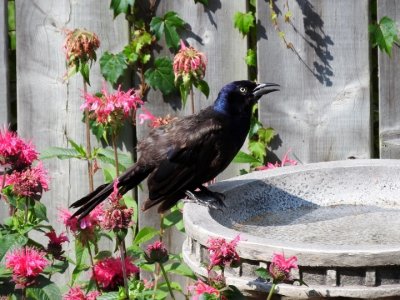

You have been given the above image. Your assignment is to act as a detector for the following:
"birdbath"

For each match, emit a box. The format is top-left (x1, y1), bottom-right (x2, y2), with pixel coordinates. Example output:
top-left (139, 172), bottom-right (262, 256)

top-left (183, 159), bottom-right (400, 299)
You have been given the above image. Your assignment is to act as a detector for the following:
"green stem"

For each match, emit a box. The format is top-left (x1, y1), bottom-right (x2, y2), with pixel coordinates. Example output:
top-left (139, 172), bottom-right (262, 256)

top-left (112, 132), bottom-right (120, 177)
top-left (266, 283), bottom-right (277, 300)
top-left (190, 85), bottom-right (195, 114)
top-left (87, 243), bottom-right (101, 291)
top-left (119, 241), bottom-right (130, 298)
top-left (83, 80), bottom-right (94, 192)
top-left (159, 262), bottom-right (175, 300)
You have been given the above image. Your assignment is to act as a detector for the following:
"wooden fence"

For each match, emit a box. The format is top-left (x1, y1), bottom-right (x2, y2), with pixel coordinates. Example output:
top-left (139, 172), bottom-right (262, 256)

top-left (1, 0), bottom-right (399, 288)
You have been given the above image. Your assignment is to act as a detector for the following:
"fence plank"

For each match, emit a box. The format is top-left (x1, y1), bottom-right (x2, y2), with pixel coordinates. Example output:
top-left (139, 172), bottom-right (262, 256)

top-left (0, 0), bottom-right (9, 125)
top-left (257, 0), bottom-right (371, 163)
top-left (378, 1), bottom-right (400, 158)
top-left (16, 0), bottom-right (129, 283)
top-left (0, 0), bottom-right (9, 222)
top-left (136, 0), bottom-right (247, 291)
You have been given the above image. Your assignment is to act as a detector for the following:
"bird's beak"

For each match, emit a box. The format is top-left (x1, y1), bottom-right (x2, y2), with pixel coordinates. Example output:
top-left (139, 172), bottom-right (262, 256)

top-left (252, 82), bottom-right (280, 98)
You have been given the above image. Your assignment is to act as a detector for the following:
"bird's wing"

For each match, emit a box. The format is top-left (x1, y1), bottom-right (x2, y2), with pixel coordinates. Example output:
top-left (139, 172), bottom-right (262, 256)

top-left (145, 116), bottom-right (227, 204)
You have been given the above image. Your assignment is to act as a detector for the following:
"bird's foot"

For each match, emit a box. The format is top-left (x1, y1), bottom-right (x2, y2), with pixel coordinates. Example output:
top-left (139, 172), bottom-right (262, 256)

top-left (185, 189), bottom-right (226, 211)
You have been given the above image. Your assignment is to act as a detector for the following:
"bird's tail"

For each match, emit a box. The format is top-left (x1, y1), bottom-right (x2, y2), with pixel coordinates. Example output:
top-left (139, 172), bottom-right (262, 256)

top-left (70, 164), bottom-right (149, 220)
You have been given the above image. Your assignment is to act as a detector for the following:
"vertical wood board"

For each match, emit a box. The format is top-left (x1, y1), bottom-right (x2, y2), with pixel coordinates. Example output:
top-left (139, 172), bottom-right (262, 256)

top-left (16, 0), bottom-right (129, 283)
top-left (257, 0), bottom-right (371, 163)
top-left (0, 0), bottom-right (9, 125)
top-left (136, 0), bottom-right (247, 294)
top-left (0, 0), bottom-right (9, 221)
top-left (378, 1), bottom-right (400, 158)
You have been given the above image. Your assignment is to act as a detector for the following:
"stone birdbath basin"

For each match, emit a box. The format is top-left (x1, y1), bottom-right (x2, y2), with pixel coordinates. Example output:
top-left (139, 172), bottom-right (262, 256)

top-left (183, 159), bottom-right (400, 299)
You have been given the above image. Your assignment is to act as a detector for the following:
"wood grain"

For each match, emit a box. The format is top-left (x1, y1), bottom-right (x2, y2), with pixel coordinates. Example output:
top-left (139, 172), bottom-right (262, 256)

top-left (16, 0), bottom-right (129, 283)
top-left (378, 0), bottom-right (400, 158)
top-left (257, 0), bottom-right (371, 163)
top-left (0, 0), bottom-right (9, 125)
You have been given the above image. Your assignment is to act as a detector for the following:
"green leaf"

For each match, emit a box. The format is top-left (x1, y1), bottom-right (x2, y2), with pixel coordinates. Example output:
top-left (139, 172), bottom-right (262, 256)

top-left (162, 209), bottom-right (183, 229)
top-left (233, 11), bottom-right (255, 36)
top-left (164, 262), bottom-right (196, 279)
top-left (96, 148), bottom-right (133, 171)
top-left (249, 140), bottom-right (266, 161)
top-left (100, 51), bottom-right (128, 84)
top-left (71, 240), bottom-right (89, 285)
top-left (150, 17), bottom-right (165, 41)
top-left (79, 62), bottom-right (91, 85)
top-left (194, 0), bottom-right (208, 5)
top-left (95, 250), bottom-right (112, 260)
top-left (0, 234), bottom-right (28, 261)
top-left (145, 57), bottom-right (176, 95)
top-left (26, 275), bottom-right (62, 300)
top-left (134, 226), bottom-right (159, 245)
top-left (34, 201), bottom-right (48, 222)
top-left (110, 0), bottom-right (135, 18)
top-left (233, 151), bottom-right (262, 165)
top-left (68, 139), bottom-right (87, 157)
top-left (258, 127), bottom-right (276, 145)
top-left (255, 267), bottom-right (271, 280)
top-left (97, 292), bottom-right (120, 300)
top-left (194, 79), bottom-right (210, 98)
top-left (245, 48), bottom-right (257, 67)
top-left (150, 11), bottom-right (186, 50)
top-left (369, 16), bottom-right (399, 56)
top-left (43, 260), bottom-right (69, 275)
top-left (40, 147), bottom-right (81, 160)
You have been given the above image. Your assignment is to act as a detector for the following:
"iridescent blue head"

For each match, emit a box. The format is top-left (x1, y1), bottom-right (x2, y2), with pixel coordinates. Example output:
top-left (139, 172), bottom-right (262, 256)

top-left (213, 80), bottom-right (279, 116)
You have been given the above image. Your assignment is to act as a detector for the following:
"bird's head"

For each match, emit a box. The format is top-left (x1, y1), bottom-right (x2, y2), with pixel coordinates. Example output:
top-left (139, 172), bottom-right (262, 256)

top-left (213, 80), bottom-right (279, 116)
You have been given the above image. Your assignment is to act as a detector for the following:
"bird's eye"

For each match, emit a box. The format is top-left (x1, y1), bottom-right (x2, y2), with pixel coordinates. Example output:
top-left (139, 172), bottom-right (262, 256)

top-left (239, 87), bottom-right (247, 93)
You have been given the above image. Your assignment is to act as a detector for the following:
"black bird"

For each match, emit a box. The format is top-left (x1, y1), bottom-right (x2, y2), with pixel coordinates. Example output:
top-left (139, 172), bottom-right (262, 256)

top-left (70, 80), bottom-right (279, 219)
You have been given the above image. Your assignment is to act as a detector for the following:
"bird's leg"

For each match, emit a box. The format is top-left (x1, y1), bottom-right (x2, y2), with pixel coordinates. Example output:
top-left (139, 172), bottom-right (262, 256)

top-left (185, 185), bottom-right (226, 210)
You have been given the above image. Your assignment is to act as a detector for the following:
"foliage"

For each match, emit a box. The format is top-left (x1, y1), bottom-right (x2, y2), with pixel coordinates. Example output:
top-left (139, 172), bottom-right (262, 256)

top-left (370, 16), bottom-right (399, 56)
top-left (233, 11), bottom-right (255, 36)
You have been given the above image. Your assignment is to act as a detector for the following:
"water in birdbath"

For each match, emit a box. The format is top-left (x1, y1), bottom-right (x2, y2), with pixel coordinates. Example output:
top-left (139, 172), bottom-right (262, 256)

top-left (232, 204), bottom-right (400, 246)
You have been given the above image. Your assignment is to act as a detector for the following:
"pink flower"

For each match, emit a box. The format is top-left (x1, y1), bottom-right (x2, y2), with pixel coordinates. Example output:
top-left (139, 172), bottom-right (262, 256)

top-left (93, 256), bottom-right (139, 290)
top-left (82, 84), bottom-right (143, 127)
top-left (45, 230), bottom-right (69, 260)
top-left (269, 253), bottom-right (298, 283)
top-left (0, 127), bottom-right (38, 170)
top-left (138, 107), bottom-right (157, 125)
top-left (188, 280), bottom-right (221, 300)
top-left (257, 149), bottom-right (297, 171)
top-left (108, 179), bottom-right (122, 203)
top-left (138, 107), bottom-right (177, 128)
top-left (58, 204), bottom-right (104, 233)
top-left (5, 247), bottom-right (49, 288)
top-left (5, 162), bottom-right (49, 199)
top-left (145, 240), bottom-right (169, 264)
top-left (173, 40), bottom-right (207, 84)
top-left (207, 235), bottom-right (240, 269)
top-left (63, 286), bottom-right (101, 300)
top-left (63, 28), bottom-right (100, 69)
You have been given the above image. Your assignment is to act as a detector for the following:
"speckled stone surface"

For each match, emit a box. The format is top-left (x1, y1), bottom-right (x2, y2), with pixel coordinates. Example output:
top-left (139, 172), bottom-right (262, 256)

top-left (183, 159), bottom-right (400, 299)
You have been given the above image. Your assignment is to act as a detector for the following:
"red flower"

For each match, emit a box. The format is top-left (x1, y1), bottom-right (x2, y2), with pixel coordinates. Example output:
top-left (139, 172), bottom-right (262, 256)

top-left (269, 253), bottom-right (298, 283)
top-left (63, 286), bottom-right (100, 300)
top-left (207, 235), bottom-right (240, 269)
top-left (188, 280), bottom-right (221, 300)
top-left (0, 127), bottom-right (38, 171)
top-left (173, 40), bottom-right (207, 84)
top-left (82, 84), bottom-right (143, 127)
top-left (5, 247), bottom-right (49, 288)
top-left (5, 162), bottom-right (49, 199)
top-left (93, 256), bottom-right (139, 290)
top-left (145, 240), bottom-right (169, 264)
top-left (45, 230), bottom-right (69, 259)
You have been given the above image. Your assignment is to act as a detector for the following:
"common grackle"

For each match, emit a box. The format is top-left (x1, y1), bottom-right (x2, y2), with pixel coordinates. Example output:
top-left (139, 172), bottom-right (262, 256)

top-left (70, 80), bottom-right (279, 219)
